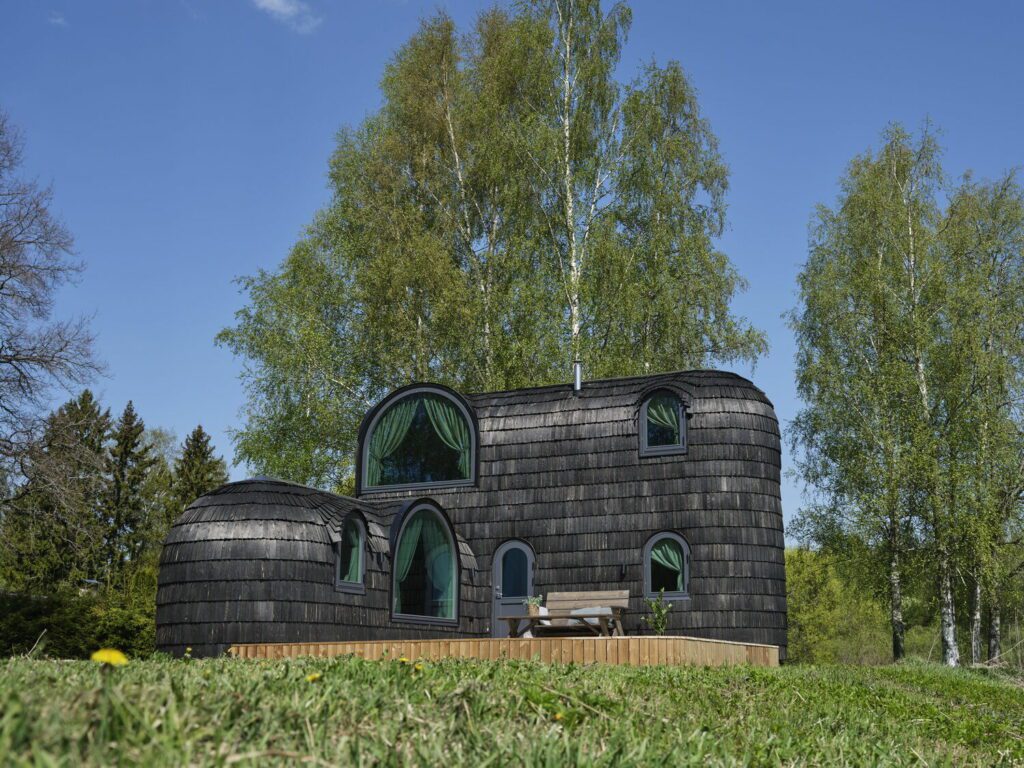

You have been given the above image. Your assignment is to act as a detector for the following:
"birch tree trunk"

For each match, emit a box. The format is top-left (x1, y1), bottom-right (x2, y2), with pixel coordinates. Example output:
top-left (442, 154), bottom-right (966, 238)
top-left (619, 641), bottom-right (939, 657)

top-left (939, 552), bottom-right (960, 667)
top-left (988, 604), bottom-right (1001, 663)
top-left (969, 574), bottom-right (982, 664)
top-left (890, 546), bottom-right (906, 661)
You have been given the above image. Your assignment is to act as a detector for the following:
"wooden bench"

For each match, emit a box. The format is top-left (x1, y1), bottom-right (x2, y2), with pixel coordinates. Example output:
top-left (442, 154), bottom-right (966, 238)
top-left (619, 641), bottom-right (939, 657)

top-left (503, 590), bottom-right (629, 638)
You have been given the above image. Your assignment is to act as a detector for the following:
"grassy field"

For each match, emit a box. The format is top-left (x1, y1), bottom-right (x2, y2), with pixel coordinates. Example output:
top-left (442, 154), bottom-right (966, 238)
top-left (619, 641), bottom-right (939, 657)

top-left (1, 656), bottom-right (1021, 767)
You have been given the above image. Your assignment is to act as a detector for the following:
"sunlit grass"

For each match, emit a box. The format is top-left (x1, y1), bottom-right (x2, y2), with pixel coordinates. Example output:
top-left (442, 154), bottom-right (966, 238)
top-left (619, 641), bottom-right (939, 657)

top-left (1, 655), bottom-right (1021, 766)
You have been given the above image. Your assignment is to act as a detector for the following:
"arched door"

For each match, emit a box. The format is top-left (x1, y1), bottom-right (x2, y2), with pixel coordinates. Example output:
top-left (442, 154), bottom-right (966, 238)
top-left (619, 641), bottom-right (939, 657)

top-left (491, 540), bottom-right (535, 638)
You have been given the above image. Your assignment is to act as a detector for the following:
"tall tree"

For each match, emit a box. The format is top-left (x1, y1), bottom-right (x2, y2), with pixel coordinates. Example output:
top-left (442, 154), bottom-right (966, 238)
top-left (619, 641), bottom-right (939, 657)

top-left (103, 401), bottom-right (157, 579)
top-left (791, 124), bottom-right (1024, 666)
top-left (0, 110), bottom-right (100, 480)
top-left (218, 1), bottom-right (764, 488)
top-left (173, 425), bottom-right (228, 511)
top-left (0, 390), bottom-right (110, 590)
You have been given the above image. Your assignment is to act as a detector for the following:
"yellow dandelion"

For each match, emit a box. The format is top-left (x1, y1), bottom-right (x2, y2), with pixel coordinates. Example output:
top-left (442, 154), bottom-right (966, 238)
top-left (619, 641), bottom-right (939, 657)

top-left (91, 649), bottom-right (128, 666)
top-left (186, 647), bottom-right (192, 653)
top-left (414, 663), bottom-right (424, 672)
top-left (553, 712), bottom-right (564, 722)
top-left (305, 672), bottom-right (322, 683)
top-left (398, 656), bottom-right (410, 664)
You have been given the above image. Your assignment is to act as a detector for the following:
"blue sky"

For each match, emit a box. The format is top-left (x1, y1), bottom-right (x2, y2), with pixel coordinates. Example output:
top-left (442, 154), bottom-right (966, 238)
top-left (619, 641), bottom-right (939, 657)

top-left (2, 0), bottom-right (1022, 530)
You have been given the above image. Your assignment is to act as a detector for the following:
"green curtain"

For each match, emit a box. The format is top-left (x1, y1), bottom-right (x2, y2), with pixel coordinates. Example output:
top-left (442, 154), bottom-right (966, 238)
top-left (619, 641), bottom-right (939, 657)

top-left (651, 538), bottom-right (685, 591)
top-left (339, 518), bottom-right (362, 583)
top-left (367, 398), bottom-right (418, 486)
top-left (423, 396), bottom-right (471, 478)
top-left (647, 395), bottom-right (680, 433)
top-left (393, 510), bottom-right (455, 618)
top-left (422, 515), bottom-right (455, 618)
top-left (392, 514), bottom-right (424, 614)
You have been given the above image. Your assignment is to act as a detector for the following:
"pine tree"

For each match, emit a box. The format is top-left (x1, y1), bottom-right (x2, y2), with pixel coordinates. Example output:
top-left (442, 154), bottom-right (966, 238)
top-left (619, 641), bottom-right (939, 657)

top-left (173, 425), bottom-right (228, 511)
top-left (0, 390), bottom-right (111, 590)
top-left (103, 401), bottom-right (157, 580)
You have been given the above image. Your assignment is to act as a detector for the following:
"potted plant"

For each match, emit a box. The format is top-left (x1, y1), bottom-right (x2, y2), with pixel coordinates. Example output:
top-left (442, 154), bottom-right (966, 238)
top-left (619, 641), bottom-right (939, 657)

top-left (523, 595), bottom-right (543, 617)
top-left (641, 588), bottom-right (672, 635)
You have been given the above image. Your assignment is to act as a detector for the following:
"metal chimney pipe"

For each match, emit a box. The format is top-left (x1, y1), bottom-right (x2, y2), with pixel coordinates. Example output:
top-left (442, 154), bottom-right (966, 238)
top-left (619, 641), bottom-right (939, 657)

top-left (573, 360), bottom-right (582, 393)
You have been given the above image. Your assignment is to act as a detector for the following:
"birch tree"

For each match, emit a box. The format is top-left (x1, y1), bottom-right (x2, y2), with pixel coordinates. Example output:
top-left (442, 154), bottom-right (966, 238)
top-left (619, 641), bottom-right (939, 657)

top-left (219, 1), bottom-right (764, 486)
top-left (792, 124), bottom-right (1024, 666)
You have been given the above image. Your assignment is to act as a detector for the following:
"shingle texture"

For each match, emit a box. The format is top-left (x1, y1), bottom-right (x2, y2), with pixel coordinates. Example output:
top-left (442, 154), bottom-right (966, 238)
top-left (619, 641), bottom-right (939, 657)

top-left (156, 369), bottom-right (786, 658)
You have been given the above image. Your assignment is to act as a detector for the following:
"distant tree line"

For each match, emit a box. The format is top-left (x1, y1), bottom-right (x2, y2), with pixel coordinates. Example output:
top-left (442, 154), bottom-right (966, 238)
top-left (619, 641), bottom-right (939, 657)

top-left (790, 124), bottom-right (1024, 667)
top-left (0, 391), bottom-right (227, 656)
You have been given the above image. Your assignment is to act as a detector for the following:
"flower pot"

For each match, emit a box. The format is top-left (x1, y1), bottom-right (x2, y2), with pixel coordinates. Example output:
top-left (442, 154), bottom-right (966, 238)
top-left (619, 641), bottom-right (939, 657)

top-left (527, 604), bottom-right (540, 617)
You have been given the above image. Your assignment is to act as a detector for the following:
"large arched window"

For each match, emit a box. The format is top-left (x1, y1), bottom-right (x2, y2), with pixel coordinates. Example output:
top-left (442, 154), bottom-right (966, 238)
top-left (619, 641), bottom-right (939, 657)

top-left (392, 506), bottom-right (458, 622)
top-left (335, 515), bottom-right (365, 593)
top-left (363, 389), bottom-right (474, 489)
top-left (640, 390), bottom-right (686, 455)
top-left (643, 532), bottom-right (690, 599)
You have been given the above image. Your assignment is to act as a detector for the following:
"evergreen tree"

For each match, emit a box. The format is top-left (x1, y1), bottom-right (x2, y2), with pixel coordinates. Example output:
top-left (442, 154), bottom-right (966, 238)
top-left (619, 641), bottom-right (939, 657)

top-left (0, 390), bottom-right (111, 591)
top-left (103, 401), bottom-right (157, 580)
top-left (173, 425), bottom-right (228, 511)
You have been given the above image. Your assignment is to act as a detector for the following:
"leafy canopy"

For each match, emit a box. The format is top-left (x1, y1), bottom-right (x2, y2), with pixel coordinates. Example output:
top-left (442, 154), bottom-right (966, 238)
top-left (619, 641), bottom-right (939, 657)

top-left (218, 0), bottom-right (765, 487)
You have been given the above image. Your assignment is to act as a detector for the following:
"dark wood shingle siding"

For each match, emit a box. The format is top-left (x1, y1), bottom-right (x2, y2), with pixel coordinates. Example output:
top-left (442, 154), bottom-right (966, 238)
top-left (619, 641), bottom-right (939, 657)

top-left (156, 370), bottom-right (786, 657)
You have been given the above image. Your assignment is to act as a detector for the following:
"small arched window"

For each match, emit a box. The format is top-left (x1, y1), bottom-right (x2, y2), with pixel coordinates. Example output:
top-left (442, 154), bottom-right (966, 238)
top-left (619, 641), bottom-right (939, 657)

top-left (335, 515), bottom-right (365, 593)
top-left (640, 390), bottom-right (686, 455)
top-left (363, 390), bottom-right (474, 489)
top-left (643, 532), bottom-right (690, 599)
top-left (392, 506), bottom-right (458, 622)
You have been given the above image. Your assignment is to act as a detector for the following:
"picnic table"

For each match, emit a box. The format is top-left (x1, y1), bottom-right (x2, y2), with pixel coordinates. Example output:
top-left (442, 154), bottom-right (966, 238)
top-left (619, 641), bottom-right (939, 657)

top-left (502, 608), bottom-right (625, 638)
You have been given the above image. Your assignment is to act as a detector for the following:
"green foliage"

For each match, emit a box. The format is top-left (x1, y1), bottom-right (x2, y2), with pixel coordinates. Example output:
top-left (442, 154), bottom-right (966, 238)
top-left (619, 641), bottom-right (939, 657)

top-left (0, 585), bottom-right (155, 659)
top-left (0, 392), bottom-right (230, 659)
top-left (0, 391), bottom-right (111, 592)
top-left (0, 656), bottom-right (1022, 765)
top-left (217, 0), bottom-right (765, 488)
top-left (641, 588), bottom-right (672, 635)
top-left (104, 401), bottom-right (159, 577)
top-left (789, 123), bottom-right (1024, 664)
top-left (786, 549), bottom-right (891, 665)
top-left (173, 425), bottom-right (228, 510)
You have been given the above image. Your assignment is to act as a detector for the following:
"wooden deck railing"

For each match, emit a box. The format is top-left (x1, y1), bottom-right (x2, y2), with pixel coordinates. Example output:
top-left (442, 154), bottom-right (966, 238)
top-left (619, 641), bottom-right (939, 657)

top-left (228, 635), bottom-right (779, 667)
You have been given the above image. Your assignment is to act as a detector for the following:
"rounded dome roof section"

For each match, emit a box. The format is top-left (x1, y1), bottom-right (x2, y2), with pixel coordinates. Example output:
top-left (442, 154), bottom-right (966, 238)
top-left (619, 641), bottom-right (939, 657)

top-left (157, 478), bottom-right (390, 657)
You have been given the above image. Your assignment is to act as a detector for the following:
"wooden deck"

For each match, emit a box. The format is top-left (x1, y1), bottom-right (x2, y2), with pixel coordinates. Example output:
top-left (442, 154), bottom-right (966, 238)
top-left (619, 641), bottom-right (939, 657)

top-left (228, 635), bottom-right (779, 667)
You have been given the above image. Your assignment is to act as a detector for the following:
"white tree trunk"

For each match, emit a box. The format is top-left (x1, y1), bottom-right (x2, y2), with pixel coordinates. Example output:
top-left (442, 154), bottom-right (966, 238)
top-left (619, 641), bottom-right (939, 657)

top-left (988, 604), bottom-right (1001, 663)
top-left (970, 575), bottom-right (982, 665)
top-left (890, 547), bottom-right (905, 661)
top-left (939, 555), bottom-right (960, 667)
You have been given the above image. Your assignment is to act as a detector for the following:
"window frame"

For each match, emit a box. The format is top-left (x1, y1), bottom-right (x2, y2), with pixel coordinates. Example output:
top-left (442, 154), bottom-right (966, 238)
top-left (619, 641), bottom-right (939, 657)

top-left (642, 531), bottom-right (691, 601)
top-left (360, 386), bottom-right (477, 493)
top-left (639, 389), bottom-right (688, 457)
top-left (334, 515), bottom-right (367, 595)
top-left (390, 503), bottom-right (460, 627)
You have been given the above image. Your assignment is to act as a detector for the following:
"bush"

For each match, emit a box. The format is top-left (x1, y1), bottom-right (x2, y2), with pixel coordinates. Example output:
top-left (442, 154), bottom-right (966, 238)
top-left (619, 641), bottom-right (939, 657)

top-left (0, 586), bottom-right (155, 659)
top-left (786, 548), bottom-right (891, 664)
top-left (0, 591), bottom-right (99, 658)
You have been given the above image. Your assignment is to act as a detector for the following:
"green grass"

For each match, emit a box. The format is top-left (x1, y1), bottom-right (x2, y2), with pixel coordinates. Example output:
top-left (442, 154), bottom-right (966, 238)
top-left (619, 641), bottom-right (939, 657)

top-left (1, 656), bottom-right (1021, 766)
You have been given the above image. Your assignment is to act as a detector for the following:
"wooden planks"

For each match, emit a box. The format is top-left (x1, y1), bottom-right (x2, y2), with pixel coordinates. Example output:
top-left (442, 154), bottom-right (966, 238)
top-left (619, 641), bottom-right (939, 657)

top-left (228, 635), bottom-right (779, 667)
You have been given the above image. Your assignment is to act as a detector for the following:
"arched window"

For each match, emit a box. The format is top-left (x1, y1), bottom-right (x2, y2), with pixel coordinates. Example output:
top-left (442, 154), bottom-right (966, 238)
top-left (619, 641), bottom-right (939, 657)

top-left (392, 506), bottom-right (458, 622)
top-left (335, 515), bottom-right (365, 593)
top-left (643, 532), bottom-right (690, 599)
top-left (363, 390), bottom-right (474, 489)
top-left (640, 390), bottom-right (686, 455)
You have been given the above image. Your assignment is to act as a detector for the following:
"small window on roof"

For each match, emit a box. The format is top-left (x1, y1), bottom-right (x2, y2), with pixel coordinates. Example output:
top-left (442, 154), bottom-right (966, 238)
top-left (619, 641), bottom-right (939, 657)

top-left (640, 391), bottom-right (686, 455)
top-left (335, 516), bottom-right (365, 592)
top-left (364, 391), bottom-right (474, 489)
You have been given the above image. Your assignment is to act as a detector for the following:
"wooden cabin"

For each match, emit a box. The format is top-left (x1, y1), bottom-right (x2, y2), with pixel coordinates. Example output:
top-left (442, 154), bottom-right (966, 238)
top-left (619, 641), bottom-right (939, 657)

top-left (156, 370), bottom-right (786, 658)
